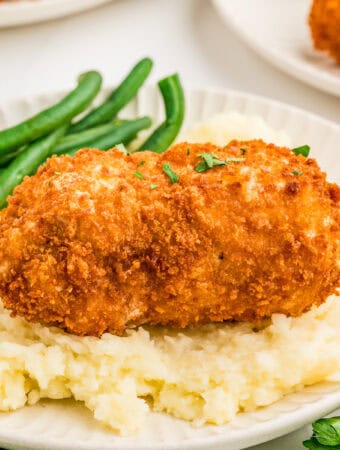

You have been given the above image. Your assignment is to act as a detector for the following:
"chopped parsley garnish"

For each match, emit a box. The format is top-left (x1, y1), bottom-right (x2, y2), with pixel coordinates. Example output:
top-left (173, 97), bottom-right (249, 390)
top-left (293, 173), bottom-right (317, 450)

top-left (194, 153), bottom-right (245, 173)
top-left (292, 145), bottom-right (310, 157)
top-left (240, 148), bottom-right (247, 155)
top-left (194, 161), bottom-right (208, 173)
top-left (195, 153), bottom-right (225, 173)
top-left (150, 183), bottom-right (158, 190)
top-left (201, 153), bottom-right (224, 168)
top-left (163, 163), bottom-right (179, 183)
top-left (186, 148), bottom-right (191, 156)
top-left (134, 171), bottom-right (145, 179)
top-left (292, 170), bottom-right (303, 176)
top-left (138, 160), bottom-right (146, 167)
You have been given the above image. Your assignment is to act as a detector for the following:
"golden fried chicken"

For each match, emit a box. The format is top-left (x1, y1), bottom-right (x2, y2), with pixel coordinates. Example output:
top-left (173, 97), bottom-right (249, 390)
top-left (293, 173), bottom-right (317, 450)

top-left (309, 0), bottom-right (340, 63)
top-left (0, 141), bottom-right (338, 336)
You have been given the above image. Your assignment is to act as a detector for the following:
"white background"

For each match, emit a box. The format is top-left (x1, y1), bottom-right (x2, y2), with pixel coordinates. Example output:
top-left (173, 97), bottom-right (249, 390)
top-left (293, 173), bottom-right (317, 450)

top-left (0, 0), bottom-right (339, 449)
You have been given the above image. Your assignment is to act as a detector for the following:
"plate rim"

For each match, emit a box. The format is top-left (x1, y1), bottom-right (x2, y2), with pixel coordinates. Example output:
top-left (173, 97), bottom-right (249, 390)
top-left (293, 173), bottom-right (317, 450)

top-left (212, 0), bottom-right (340, 97)
top-left (0, 385), bottom-right (339, 450)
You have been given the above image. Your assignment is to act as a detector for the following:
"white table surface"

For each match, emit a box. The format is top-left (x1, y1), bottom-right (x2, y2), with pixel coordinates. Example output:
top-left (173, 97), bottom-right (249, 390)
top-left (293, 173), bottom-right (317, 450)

top-left (0, 1), bottom-right (339, 449)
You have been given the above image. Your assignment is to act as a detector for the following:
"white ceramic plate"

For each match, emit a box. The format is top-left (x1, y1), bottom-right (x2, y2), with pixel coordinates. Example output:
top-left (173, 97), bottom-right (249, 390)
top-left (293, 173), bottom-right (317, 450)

top-left (212, 0), bottom-right (340, 97)
top-left (0, 86), bottom-right (339, 450)
top-left (0, 0), bottom-right (113, 28)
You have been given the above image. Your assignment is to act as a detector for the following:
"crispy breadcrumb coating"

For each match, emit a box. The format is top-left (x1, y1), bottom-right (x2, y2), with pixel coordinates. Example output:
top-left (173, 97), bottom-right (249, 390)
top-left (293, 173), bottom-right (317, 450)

top-left (309, 0), bottom-right (340, 63)
top-left (0, 141), bottom-right (338, 336)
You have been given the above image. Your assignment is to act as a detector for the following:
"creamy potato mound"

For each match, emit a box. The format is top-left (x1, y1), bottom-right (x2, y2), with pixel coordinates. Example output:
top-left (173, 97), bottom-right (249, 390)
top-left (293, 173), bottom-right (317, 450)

top-left (181, 112), bottom-right (291, 146)
top-left (0, 297), bottom-right (339, 435)
top-left (0, 114), bottom-right (338, 435)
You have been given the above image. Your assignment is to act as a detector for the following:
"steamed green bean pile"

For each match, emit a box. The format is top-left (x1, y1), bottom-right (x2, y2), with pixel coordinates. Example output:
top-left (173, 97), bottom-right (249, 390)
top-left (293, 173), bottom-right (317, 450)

top-left (0, 57), bottom-right (185, 208)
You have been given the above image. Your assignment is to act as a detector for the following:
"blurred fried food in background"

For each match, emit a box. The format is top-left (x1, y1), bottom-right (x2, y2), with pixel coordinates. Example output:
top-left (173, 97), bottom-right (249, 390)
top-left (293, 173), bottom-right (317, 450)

top-left (309, 0), bottom-right (340, 63)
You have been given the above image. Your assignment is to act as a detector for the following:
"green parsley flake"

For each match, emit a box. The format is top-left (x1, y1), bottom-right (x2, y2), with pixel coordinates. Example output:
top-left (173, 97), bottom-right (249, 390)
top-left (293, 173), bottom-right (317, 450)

top-left (194, 153), bottom-right (245, 173)
top-left (194, 161), bottom-right (210, 173)
top-left (292, 145), bottom-right (310, 157)
top-left (240, 148), bottom-right (247, 155)
top-left (292, 170), bottom-right (303, 176)
top-left (134, 171), bottom-right (145, 179)
top-left (138, 160), bottom-right (146, 167)
top-left (186, 148), bottom-right (190, 156)
top-left (200, 153), bottom-right (220, 168)
top-left (163, 163), bottom-right (179, 183)
top-left (150, 184), bottom-right (158, 190)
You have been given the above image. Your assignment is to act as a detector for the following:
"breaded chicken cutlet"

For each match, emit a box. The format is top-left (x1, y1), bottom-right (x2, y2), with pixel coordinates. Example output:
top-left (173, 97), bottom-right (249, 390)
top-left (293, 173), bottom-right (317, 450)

top-left (309, 0), bottom-right (340, 63)
top-left (0, 141), bottom-right (338, 336)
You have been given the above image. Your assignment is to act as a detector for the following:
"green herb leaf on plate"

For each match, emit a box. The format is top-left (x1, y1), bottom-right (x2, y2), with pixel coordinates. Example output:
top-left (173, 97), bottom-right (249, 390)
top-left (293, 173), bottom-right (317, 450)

top-left (313, 417), bottom-right (340, 446)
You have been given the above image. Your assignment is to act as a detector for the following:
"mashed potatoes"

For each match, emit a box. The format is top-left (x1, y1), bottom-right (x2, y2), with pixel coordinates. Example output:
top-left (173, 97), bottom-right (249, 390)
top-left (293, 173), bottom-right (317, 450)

top-left (0, 113), bottom-right (338, 435)
top-left (181, 112), bottom-right (291, 147)
top-left (0, 297), bottom-right (339, 435)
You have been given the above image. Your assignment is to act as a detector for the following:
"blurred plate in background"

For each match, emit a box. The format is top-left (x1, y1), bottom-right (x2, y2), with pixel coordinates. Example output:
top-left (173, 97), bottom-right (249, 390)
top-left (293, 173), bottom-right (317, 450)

top-left (0, 0), bottom-right (113, 28)
top-left (212, 0), bottom-right (340, 98)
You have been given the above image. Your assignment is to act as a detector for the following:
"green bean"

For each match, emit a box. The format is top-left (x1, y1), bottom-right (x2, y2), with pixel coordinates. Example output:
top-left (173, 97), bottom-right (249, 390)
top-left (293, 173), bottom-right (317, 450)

top-left (0, 71), bottom-right (102, 156)
top-left (138, 73), bottom-right (184, 153)
top-left (0, 146), bottom-right (26, 167)
top-left (0, 120), bottom-right (125, 164)
top-left (0, 126), bottom-right (67, 209)
top-left (66, 116), bottom-right (152, 157)
top-left (69, 58), bottom-right (153, 134)
top-left (53, 119), bottom-right (125, 155)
